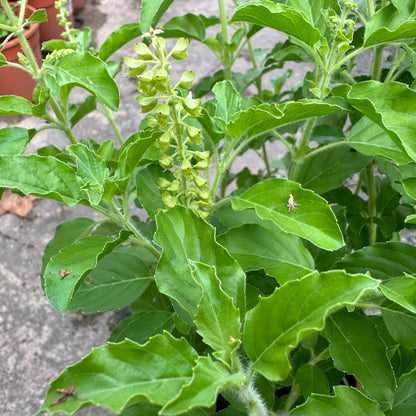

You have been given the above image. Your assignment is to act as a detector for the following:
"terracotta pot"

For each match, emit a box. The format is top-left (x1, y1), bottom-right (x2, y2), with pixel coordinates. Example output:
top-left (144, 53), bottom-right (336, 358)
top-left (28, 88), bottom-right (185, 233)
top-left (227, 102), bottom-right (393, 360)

top-left (73, 0), bottom-right (84, 14)
top-left (28, 0), bottom-right (74, 42)
top-left (0, 4), bottom-right (42, 100)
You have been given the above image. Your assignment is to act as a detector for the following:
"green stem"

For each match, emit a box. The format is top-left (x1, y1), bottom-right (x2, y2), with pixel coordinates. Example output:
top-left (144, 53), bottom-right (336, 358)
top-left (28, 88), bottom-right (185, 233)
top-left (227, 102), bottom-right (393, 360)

top-left (262, 144), bottom-right (272, 177)
top-left (247, 38), bottom-right (262, 97)
top-left (106, 199), bottom-right (160, 258)
top-left (236, 371), bottom-right (268, 416)
top-left (370, 46), bottom-right (384, 81)
top-left (384, 49), bottom-right (406, 83)
top-left (310, 347), bottom-right (330, 366)
top-left (367, 0), bottom-right (375, 17)
top-left (103, 106), bottom-right (124, 145)
top-left (284, 380), bottom-right (301, 413)
top-left (289, 117), bottom-right (316, 181)
top-left (218, 0), bottom-right (232, 80)
top-left (365, 161), bottom-right (378, 245)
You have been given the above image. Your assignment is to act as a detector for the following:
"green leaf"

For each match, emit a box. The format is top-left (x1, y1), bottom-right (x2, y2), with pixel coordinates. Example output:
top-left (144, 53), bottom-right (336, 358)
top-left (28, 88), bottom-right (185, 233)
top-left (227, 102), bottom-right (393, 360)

top-left (231, 0), bottom-right (324, 50)
top-left (162, 356), bottom-right (244, 415)
top-left (402, 177), bottom-right (416, 200)
top-left (286, 0), bottom-right (340, 39)
top-left (0, 127), bottom-right (30, 155)
top-left (154, 206), bottom-right (245, 322)
top-left (115, 132), bottom-right (157, 191)
top-left (41, 217), bottom-right (96, 276)
top-left (109, 310), bottom-right (175, 343)
top-left (387, 369), bottom-right (416, 416)
top-left (162, 13), bottom-right (206, 41)
top-left (322, 312), bottom-right (396, 406)
top-left (381, 276), bottom-right (416, 314)
top-left (244, 271), bottom-right (379, 381)
top-left (296, 145), bottom-right (370, 194)
top-left (227, 99), bottom-right (348, 140)
top-left (0, 95), bottom-right (33, 115)
top-left (191, 262), bottom-right (241, 361)
top-left (0, 155), bottom-right (85, 206)
top-left (346, 116), bottom-right (412, 165)
top-left (67, 143), bottom-right (109, 205)
top-left (99, 23), bottom-right (141, 61)
top-left (336, 242), bottom-right (416, 280)
top-left (53, 52), bottom-right (119, 111)
top-left (136, 164), bottom-right (170, 219)
top-left (39, 332), bottom-right (198, 414)
top-left (213, 81), bottom-right (242, 127)
top-left (43, 230), bottom-right (131, 313)
top-left (364, 4), bottom-right (416, 48)
top-left (290, 386), bottom-right (385, 416)
top-left (346, 81), bottom-right (416, 161)
top-left (382, 302), bottom-right (416, 349)
top-left (232, 178), bottom-right (344, 251)
top-left (68, 248), bottom-right (152, 313)
top-left (27, 8), bottom-right (48, 23)
top-left (296, 364), bottom-right (330, 398)
top-left (217, 223), bottom-right (314, 284)
top-left (139, 0), bottom-right (175, 33)
top-left (69, 95), bottom-right (97, 127)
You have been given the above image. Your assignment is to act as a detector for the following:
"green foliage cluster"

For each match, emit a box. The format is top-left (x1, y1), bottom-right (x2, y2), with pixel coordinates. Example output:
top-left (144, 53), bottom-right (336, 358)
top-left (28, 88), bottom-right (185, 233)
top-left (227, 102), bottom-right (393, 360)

top-left (1, 0), bottom-right (416, 414)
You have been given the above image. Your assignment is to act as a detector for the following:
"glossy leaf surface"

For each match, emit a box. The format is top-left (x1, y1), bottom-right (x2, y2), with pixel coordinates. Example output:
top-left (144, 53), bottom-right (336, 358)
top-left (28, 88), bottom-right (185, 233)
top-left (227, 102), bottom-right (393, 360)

top-left (191, 262), bottom-right (241, 360)
top-left (40, 333), bottom-right (197, 414)
top-left (347, 81), bottom-right (416, 161)
top-left (54, 52), bottom-right (119, 111)
top-left (290, 386), bottom-right (385, 416)
top-left (43, 230), bottom-right (131, 313)
top-left (244, 271), bottom-right (379, 381)
top-left (0, 155), bottom-right (85, 206)
top-left (231, 0), bottom-right (323, 50)
top-left (217, 223), bottom-right (314, 284)
top-left (232, 178), bottom-right (344, 250)
top-left (162, 356), bottom-right (244, 415)
top-left (323, 312), bottom-right (396, 406)
top-left (154, 206), bottom-right (245, 321)
top-left (69, 248), bottom-right (152, 313)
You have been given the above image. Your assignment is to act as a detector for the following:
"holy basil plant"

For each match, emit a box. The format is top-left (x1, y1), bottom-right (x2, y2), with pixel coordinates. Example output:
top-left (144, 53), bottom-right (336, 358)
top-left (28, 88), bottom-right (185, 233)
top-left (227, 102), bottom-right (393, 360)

top-left (1, 0), bottom-right (416, 414)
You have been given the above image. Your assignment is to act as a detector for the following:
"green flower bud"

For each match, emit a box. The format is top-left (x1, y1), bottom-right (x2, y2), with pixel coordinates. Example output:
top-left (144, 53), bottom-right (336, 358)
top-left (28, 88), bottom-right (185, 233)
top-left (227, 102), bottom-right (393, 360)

top-left (198, 190), bottom-right (212, 202)
top-left (193, 150), bottom-right (210, 161)
top-left (124, 57), bottom-right (147, 76)
top-left (162, 192), bottom-right (178, 208)
top-left (160, 155), bottom-right (173, 170)
top-left (182, 97), bottom-right (201, 117)
top-left (171, 38), bottom-right (189, 60)
top-left (155, 131), bottom-right (171, 152)
top-left (146, 116), bottom-right (158, 128)
top-left (134, 42), bottom-right (154, 60)
top-left (181, 158), bottom-right (193, 172)
top-left (137, 96), bottom-right (158, 112)
top-left (167, 179), bottom-right (180, 192)
top-left (193, 173), bottom-right (207, 189)
top-left (158, 177), bottom-right (171, 190)
top-left (154, 103), bottom-right (170, 125)
top-left (194, 159), bottom-right (210, 170)
top-left (138, 69), bottom-right (155, 94)
top-left (178, 70), bottom-right (195, 90)
top-left (154, 67), bottom-right (169, 93)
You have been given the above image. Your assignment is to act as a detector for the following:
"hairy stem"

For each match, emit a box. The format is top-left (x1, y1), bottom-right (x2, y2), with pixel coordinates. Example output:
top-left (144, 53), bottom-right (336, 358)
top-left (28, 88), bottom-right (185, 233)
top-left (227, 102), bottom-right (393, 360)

top-left (365, 161), bottom-right (378, 245)
top-left (218, 0), bottom-right (232, 80)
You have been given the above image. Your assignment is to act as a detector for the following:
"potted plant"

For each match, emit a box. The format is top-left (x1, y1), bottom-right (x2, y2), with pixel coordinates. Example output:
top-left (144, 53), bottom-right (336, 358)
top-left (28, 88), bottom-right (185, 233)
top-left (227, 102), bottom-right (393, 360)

top-left (28, 0), bottom-right (74, 41)
top-left (0, 1), bottom-right (42, 99)
top-left (1, 0), bottom-right (416, 414)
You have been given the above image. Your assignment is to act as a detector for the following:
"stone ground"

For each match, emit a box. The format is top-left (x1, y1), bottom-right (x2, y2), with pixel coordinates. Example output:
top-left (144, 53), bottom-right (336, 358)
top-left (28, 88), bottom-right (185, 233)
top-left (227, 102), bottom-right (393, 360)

top-left (0, 1), bottom-right (372, 415)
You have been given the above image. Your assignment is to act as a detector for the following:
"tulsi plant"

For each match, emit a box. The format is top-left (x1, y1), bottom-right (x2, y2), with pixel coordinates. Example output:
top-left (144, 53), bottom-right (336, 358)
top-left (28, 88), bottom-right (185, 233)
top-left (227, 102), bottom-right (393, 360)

top-left (0, 0), bottom-right (416, 415)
